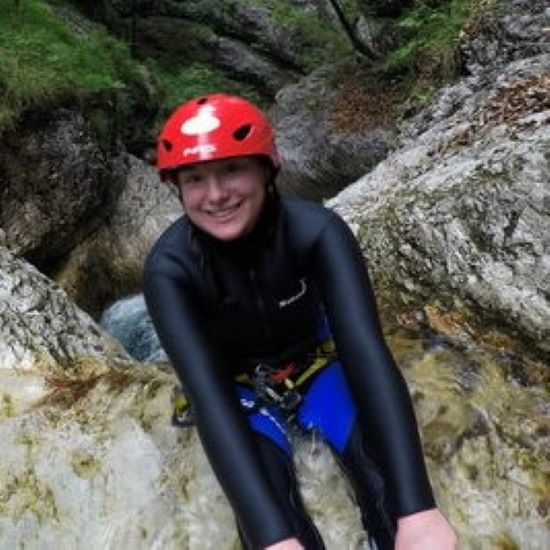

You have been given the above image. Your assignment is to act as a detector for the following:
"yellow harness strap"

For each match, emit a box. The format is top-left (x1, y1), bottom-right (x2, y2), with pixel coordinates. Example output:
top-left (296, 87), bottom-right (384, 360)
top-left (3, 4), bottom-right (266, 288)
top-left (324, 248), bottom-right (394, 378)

top-left (235, 337), bottom-right (336, 388)
top-left (172, 338), bottom-right (337, 423)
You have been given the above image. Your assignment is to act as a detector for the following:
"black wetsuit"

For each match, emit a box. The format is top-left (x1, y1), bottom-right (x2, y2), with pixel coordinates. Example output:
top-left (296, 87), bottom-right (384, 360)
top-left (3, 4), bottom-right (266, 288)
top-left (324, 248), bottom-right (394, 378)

top-left (143, 194), bottom-right (435, 549)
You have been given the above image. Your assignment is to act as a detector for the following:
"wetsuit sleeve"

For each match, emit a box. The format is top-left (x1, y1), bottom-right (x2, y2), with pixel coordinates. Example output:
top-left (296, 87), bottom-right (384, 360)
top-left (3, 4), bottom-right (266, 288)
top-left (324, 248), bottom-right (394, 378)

top-left (143, 257), bottom-right (295, 548)
top-left (312, 212), bottom-right (436, 518)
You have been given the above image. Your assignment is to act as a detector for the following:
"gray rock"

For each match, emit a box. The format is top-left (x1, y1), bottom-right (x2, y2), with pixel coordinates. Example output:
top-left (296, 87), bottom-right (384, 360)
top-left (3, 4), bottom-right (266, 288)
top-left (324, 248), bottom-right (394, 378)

top-left (273, 67), bottom-right (391, 200)
top-left (0, 247), bottom-right (130, 378)
top-left (215, 36), bottom-right (296, 95)
top-left (460, 0), bottom-right (549, 77)
top-left (224, 2), bottom-right (313, 70)
top-left (0, 109), bottom-right (126, 268)
top-left (330, 55), bottom-right (550, 354)
top-left (52, 155), bottom-right (181, 317)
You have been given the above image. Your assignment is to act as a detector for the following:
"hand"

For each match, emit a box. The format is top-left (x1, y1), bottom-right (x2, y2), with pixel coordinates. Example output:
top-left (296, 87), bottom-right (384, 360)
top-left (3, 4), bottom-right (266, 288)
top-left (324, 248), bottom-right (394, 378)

top-left (265, 537), bottom-right (304, 550)
top-left (396, 508), bottom-right (457, 550)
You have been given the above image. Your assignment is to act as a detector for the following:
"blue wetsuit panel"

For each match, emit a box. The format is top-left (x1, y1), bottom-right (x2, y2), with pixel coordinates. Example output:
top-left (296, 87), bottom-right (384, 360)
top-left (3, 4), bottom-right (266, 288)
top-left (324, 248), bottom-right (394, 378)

top-left (237, 385), bottom-right (291, 454)
top-left (238, 362), bottom-right (358, 456)
top-left (297, 362), bottom-right (358, 454)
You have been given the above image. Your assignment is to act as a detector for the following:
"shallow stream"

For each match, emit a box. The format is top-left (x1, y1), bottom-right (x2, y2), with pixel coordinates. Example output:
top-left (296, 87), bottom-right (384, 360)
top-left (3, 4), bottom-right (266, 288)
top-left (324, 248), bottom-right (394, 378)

top-left (100, 294), bottom-right (549, 549)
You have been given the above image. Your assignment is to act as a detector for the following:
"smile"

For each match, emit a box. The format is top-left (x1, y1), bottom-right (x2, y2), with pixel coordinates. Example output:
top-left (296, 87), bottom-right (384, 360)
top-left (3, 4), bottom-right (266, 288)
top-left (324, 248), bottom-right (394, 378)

top-left (205, 202), bottom-right (242, 219)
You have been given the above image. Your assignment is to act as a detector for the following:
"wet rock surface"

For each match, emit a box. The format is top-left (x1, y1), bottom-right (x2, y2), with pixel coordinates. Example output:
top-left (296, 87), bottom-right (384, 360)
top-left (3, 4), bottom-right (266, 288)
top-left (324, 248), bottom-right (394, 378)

top-left (1, 261), bottom-right (547, 547)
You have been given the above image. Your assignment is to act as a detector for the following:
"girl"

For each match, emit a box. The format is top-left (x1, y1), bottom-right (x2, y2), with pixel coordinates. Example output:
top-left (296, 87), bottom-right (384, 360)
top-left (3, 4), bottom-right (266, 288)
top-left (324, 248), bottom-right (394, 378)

top-left (143, 94), bottom-right (456, 550)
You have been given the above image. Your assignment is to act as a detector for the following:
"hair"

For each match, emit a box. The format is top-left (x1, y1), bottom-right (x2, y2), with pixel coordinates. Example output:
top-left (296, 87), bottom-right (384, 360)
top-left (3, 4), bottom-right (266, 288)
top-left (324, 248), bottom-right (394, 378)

top-left (170, 155), bottom-right (278, 203)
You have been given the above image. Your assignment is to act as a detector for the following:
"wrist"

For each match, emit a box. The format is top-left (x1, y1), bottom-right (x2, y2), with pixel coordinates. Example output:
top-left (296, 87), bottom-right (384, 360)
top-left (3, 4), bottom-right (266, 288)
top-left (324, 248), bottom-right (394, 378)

top-left (398, 507), bottom-right (439, 526)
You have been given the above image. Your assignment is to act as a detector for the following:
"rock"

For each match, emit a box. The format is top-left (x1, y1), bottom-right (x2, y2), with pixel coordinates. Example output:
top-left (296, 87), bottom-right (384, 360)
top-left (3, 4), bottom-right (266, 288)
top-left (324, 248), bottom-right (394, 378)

top-left (272, 67), bottom-right (391, 201)
top-left (215, 36), bottom-right (296, 96)
top-left (329, 55), bottom-right (550, 355)
top-left (460, 0), bottom-right (549, 77)
top-left (0, 246), bottom-right (130, 416)
top-left (218, 2), bottom-right (311, 71)
top-left (52, 155), bottom-right (181, 317)
top-left (0, 108), bottom-right (126, 268)
top-left (0, 246), bottom-right (130, 373)
top-left (402, 341), bottom-right (548, 548)
top-left (0, 247), bottom-right (362, 547)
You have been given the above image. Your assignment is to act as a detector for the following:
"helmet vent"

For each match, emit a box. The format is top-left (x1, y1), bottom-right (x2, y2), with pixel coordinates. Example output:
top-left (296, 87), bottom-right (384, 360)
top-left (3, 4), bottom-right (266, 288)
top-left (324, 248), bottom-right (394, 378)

top-left (197, 97), bottom-right (208, 105)
top-left (162, 139), bottom-right (173, 151)
top-left (233, 124), bottom-right (252, 141)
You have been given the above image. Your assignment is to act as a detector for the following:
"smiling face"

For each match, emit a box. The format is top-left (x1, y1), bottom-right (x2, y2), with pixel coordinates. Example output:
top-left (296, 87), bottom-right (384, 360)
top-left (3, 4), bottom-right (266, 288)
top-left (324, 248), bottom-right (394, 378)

top-left (175, 156), bottom-right (267, 241)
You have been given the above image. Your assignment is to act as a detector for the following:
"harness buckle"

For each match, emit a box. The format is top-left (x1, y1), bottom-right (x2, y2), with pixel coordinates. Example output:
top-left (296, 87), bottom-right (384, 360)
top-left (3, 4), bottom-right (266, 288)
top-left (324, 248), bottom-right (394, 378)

top-left (252, 363), bottom-right (302, 413)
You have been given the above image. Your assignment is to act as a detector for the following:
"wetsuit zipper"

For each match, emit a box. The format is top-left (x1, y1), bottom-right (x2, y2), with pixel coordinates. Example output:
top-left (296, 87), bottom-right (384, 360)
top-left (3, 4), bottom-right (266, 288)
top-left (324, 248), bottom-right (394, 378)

top-left (248, 268), bottom-right (273, 343)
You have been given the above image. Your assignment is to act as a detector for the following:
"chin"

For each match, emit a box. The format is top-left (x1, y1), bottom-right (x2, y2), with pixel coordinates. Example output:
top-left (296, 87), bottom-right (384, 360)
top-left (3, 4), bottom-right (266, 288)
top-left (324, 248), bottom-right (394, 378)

top-left (203, 222), bottom-right (248, 241)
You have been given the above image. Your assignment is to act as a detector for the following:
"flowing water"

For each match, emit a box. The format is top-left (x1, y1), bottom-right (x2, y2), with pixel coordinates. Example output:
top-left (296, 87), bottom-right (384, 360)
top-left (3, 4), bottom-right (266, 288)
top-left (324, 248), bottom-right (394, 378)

top-left (100, 294), bottom-right (168, 363)
top-left (100, 295), bottom-right (549, 549)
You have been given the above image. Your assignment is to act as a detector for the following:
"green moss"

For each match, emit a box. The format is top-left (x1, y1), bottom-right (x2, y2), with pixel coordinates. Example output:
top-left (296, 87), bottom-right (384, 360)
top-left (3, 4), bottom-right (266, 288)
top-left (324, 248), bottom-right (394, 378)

top-left (147, 60), bottom-right (266, 127)
top-left (0, 0), bottom-right (142, 131)
top-left (70, 450), bottom-right (101, 478)
top-left (149, 62), bottom-right (229, 111)
top-left (1, 394), bottom-right (15, 418)
top-left (0, 469), bottom-right (59, 522)
top-left (382, 0), bottom-right (473, 110)
top-left (385, 0), bottom-right (471, 75)
top-left (254, 0), bottom-right (353, 68)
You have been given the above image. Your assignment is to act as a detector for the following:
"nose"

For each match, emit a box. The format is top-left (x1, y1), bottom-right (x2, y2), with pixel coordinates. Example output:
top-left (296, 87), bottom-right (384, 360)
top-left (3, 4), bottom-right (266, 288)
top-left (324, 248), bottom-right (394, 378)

top-left (205, 175), bottom-right (229, 203)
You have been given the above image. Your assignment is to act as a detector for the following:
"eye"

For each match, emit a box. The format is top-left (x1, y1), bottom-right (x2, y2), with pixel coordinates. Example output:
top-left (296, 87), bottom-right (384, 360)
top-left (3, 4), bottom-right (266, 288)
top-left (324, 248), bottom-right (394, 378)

top-left (180, 172), bottom-right (204, 185)
top-left (224, 162), bottom-right (241, 173)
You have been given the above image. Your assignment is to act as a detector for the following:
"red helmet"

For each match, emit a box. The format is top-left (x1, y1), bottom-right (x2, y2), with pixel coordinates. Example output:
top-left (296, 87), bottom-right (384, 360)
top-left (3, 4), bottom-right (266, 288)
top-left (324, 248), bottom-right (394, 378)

top-left (156, 94), bottom-right (280, 181)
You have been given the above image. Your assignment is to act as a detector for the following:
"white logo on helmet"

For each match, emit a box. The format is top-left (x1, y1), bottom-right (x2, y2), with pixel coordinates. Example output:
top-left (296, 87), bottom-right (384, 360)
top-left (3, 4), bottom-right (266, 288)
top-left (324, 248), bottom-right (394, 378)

top-left (183, 144), bottom-right (217, 157)
top-left (180, 106), bottom-right (220, 135)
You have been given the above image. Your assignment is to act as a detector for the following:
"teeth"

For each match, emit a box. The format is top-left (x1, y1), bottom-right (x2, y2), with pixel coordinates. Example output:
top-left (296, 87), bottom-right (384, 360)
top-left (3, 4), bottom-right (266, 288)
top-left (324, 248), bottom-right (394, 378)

top-left (209, 204), bottom-right (240, 217)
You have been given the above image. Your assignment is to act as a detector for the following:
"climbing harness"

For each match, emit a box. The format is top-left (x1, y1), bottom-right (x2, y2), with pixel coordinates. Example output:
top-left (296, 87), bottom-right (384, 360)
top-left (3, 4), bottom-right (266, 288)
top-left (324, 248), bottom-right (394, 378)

top-left (171, 337), bottom-right (337, 427)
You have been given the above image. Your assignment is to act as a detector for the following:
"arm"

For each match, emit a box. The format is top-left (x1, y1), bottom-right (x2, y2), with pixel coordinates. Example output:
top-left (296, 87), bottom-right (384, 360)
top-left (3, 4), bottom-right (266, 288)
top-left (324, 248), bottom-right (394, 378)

top-left (143, 260), bottom-right (295, 548)
top-left (311, 214), bottom-right (458, 546)
top-left (311, 212), bottom-right (436, 517)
